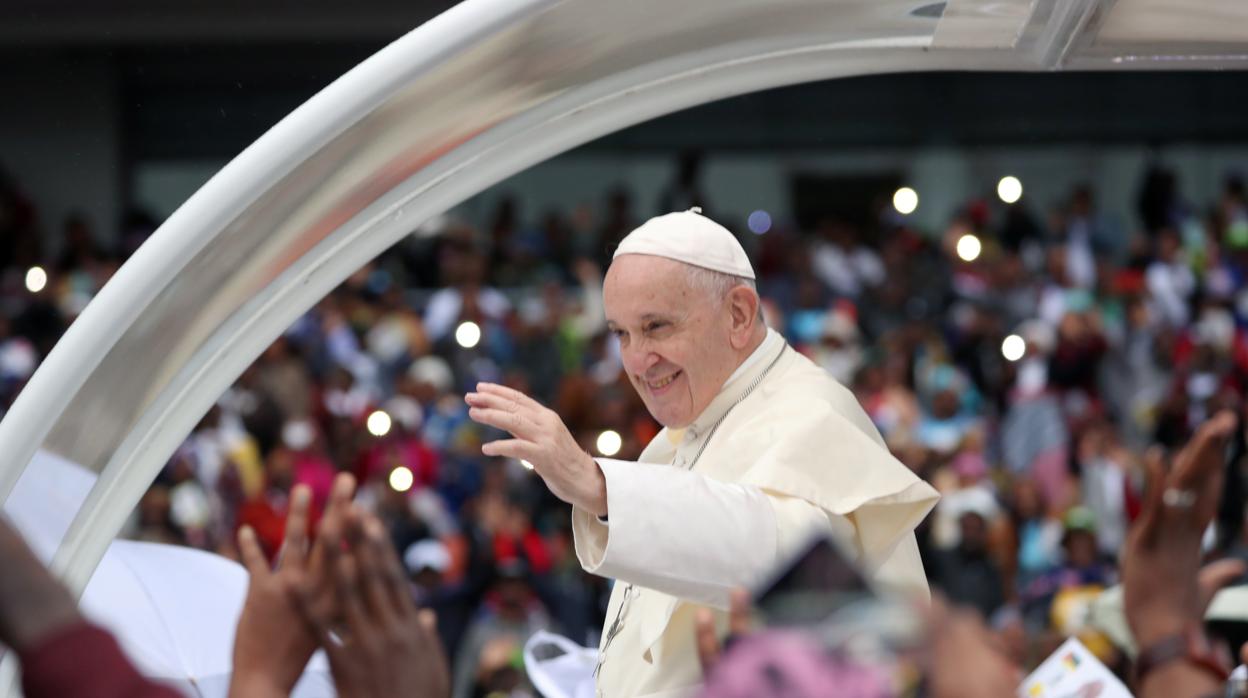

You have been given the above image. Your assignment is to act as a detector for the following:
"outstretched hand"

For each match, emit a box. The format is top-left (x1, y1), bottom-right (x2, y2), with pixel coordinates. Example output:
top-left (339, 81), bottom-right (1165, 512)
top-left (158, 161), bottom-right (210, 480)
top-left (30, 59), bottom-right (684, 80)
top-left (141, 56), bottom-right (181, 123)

top-left (1122, 412), bottom-right (1240, 698)
top-left (466, 382), bottom-right (608, 516)
top-left (1123, 411), bottom-right (1237, 648)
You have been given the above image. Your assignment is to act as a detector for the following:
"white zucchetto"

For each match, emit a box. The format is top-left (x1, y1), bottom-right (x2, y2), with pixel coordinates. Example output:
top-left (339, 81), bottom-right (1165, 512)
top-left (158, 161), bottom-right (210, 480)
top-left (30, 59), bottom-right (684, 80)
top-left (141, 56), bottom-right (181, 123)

top-left (613, 207), bottom-right (755, 280)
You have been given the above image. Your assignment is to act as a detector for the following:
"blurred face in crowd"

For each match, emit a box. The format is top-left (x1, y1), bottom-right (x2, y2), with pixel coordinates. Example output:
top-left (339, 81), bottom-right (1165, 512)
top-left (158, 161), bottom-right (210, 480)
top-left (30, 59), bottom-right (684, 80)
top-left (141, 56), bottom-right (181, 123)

top-left (265, 448), bottom-right (295, 491)
top-left (1058, 313), bottom-right (1087, 343)
top-left (1071, 187), bottom-right (1093, 218)
top-left (1157, 228), bottom-right (1181, 262)
top-left (1012, 480), bottom-right (1043, 520)
top-left (1045, 247), bottom-right (1068, 284)
top-left (604, 255), bottom-right (760, 428)
top-left (1126, 299), bottom-right (1151, 329)
top-left (932, 389), bottom-right (960, 420)
top-left (411, 567), bottom-right (443, 593)
top-left (495, 574), bottom-right (531, 617)
top-left (958, 512), bottom-right (989, 554)
top-left (1064, 529), bottom-right (1098, 568)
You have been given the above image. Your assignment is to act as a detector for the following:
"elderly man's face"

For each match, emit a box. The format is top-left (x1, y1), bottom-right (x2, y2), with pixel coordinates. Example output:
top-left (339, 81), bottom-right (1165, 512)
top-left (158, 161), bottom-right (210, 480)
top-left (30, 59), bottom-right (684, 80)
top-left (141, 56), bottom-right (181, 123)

top-left (603, 255), bottom-right (741, 428)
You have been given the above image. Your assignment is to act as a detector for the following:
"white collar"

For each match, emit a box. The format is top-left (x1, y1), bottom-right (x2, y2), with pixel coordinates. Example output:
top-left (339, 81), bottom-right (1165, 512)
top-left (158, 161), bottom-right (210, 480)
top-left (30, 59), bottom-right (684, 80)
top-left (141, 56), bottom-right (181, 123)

top-left (722, 327), bottom-right (780, 390)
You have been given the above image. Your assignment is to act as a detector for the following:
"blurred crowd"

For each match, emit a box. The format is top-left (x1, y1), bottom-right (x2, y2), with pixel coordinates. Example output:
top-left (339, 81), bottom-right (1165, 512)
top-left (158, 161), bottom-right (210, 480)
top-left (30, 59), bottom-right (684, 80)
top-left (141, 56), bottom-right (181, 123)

top-left (5, 157), bottom-right (1248, 691)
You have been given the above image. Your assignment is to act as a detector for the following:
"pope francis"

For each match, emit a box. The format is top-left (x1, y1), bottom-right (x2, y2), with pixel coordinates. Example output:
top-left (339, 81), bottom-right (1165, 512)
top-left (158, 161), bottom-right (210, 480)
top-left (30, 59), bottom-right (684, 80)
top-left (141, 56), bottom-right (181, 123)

top-left (465, 208), bottom-right (939, 698)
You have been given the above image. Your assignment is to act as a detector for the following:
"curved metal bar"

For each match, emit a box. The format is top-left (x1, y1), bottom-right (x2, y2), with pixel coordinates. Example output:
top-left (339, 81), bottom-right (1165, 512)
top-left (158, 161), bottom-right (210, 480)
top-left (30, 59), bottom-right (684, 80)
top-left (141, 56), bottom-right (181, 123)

top-left (3, 0), bottom-right (992, 599)
top-left (3, 0), bottom-right (1245, 692)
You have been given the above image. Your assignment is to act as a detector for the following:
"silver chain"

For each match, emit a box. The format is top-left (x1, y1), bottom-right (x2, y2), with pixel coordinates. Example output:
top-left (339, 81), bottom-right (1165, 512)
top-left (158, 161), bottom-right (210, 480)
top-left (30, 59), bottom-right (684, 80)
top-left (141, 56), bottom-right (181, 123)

top-left (684, 342), bottom-right (787, 471)
top-left (592, 342), bottom-right (788, 681)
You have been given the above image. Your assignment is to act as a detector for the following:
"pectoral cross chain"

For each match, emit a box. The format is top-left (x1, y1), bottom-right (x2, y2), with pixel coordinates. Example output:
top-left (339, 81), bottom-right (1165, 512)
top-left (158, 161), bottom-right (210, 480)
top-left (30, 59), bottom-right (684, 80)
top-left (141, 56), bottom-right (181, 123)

top-left (592, 584), bottom-right (635, 678)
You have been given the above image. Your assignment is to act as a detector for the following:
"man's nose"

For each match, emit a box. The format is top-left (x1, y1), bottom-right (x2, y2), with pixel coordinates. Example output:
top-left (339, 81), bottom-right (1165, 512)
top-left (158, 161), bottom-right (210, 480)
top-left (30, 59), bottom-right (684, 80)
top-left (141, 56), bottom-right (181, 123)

top-left (622, 344), bottom-right (660, 375)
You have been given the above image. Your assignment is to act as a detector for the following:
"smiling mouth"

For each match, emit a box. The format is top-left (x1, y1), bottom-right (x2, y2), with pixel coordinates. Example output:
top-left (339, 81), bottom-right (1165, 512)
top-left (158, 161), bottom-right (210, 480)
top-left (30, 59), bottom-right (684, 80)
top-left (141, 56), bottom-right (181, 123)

top-left (646, 370), bottom-right (682, 391)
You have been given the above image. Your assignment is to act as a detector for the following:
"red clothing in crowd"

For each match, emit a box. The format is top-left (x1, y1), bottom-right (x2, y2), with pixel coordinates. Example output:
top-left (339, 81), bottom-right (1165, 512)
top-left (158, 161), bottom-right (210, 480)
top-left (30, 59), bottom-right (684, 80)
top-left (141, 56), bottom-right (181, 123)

top-left (493, 529), bottom-right (553, 574)
top-left (356, 435), bottom-right (439, 489)
top-left (236, 487), bottom-right (322, 561)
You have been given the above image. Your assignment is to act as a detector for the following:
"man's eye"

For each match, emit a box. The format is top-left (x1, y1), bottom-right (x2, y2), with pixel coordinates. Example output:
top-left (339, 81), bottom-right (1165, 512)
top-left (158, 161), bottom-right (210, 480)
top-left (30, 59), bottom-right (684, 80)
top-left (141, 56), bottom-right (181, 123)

top-left (644, 322), bottom-right (666, 333)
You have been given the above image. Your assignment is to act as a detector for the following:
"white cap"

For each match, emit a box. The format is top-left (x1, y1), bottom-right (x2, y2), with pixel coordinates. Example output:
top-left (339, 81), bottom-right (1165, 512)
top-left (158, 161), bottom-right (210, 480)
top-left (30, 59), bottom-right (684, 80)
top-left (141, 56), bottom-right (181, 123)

top-left (384, 396), bottom-right (424, 431)
top-left (613, 208), bottom-right (755, 279)
top-left (281, 419), bottom-right (317, 451)
top-left (403, 539), bottom-right (451, 574)
top-left (408, 355), bottom-right (454, 393)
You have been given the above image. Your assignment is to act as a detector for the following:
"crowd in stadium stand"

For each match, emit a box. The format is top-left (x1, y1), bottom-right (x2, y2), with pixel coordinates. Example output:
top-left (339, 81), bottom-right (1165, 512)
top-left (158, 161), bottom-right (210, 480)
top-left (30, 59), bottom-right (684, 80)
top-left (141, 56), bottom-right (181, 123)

top-left (4, 160), bottom-right (1248, 693)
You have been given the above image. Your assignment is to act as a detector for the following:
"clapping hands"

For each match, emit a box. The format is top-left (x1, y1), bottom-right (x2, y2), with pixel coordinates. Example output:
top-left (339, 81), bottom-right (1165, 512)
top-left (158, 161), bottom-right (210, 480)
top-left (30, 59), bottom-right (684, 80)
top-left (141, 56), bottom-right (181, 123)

top-left (229, 473), bottom-right (449, 698)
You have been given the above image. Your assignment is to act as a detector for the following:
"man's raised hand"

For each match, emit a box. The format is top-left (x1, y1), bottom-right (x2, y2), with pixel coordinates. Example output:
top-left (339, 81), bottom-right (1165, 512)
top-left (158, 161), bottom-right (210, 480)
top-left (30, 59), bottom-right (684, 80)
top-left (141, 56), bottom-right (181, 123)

top-left (466, 382), bottom-right (608, 517)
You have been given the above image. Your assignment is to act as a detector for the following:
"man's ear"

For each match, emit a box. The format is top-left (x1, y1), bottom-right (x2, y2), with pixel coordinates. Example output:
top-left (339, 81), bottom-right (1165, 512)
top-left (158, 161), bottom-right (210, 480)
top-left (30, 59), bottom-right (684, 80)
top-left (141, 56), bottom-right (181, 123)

top-left (725, 286), bottom-right (760, 349)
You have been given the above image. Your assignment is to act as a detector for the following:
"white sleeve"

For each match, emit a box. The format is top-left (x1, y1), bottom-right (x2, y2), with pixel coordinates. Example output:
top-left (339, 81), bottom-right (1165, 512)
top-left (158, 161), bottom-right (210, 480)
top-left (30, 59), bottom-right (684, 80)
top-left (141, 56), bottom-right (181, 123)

top-left (571, 458), bottom-right (855, 609)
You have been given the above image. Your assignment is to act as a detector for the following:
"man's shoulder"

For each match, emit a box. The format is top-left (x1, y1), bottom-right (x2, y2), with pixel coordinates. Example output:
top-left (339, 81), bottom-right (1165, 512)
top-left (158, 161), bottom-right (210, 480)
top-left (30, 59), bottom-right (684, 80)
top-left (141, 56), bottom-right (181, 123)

top-left (767, 348), bottom-right (851, 397)
top-left (757, 349), bottom-right (878, 432)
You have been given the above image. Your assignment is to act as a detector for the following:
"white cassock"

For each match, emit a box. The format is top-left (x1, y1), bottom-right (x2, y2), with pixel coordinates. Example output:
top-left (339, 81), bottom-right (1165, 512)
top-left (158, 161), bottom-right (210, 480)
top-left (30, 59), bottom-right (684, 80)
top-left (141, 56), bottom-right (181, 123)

top-left (572, 328), bottom-right (940, 698)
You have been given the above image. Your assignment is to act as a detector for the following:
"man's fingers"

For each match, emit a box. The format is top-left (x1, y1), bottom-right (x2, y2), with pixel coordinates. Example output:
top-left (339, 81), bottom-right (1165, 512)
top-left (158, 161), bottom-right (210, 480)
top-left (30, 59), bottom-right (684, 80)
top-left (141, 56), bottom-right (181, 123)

top-left (475, 382), bottom-right (544, 412)
top-left (1137, 447), bottom-right (1167, 544)
top-left (294, 503), bottom-right (349, 635)
top-left (335, 560), bottom-right (368, 637)
top-left (694, 608), bottom-right (721, 672)
top-left (417, 608), bottom-right (450, 672)
top-left (315, 500), bottom-right (348, 578)
top-left (1199, 558), bottom-right (1248, 613)
top-left (290, 565), bottom-right (338, 640)
top-left (465, 388), bottom-right (527, 417)
top-left (278, 485), bottom-right (312, 570)
top-left (1172, 411), bottom-right (1237, 491)
top-left (325, 473), bottom-right (357, 521)
top-left (464, 390), bottom-right (521, 412)
top-left (311, 474), bottom-right (354, 566)
top-left (291, 576), bottom-right (339, 649)
top-left (365, 515), bottom-right (419, 615)
top-left (333, 513), bottom-right (369, 634)
top-left (467, 406), bottom-right (539, 440)
top-left (481, 438), bottom-right (540, 463)
top-left (238, 525), bottom-right (269, 577)
top-left (468, 387), bottom-right (561, 434)
top-left (320, 473), bottom-right (356, 534)
top-left (418, 608), bottom-right (438, 635)
top-left (352, 515), bottom-right (395, 623)
top-left (467, 404), bottom-right (521, 431)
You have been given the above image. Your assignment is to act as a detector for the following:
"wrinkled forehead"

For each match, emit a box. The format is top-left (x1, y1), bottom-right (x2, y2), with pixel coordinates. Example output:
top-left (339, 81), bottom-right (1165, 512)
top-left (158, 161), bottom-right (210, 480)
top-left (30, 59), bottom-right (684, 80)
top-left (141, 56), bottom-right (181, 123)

top-left (604, 254), bottom-right (699, 319)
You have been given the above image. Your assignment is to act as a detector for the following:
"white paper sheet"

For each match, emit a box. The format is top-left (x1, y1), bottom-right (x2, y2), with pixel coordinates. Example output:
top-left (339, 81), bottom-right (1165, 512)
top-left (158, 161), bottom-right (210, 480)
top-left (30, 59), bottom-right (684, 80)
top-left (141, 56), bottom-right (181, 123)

top-left (1019, 637), bottom-right (1133, 698)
